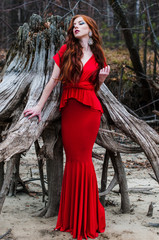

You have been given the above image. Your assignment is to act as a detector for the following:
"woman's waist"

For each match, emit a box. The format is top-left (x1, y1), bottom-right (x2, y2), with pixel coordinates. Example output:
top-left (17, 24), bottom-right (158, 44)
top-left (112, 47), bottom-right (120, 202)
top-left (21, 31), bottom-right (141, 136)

top-left (63, 82), bottom-right (95, 91)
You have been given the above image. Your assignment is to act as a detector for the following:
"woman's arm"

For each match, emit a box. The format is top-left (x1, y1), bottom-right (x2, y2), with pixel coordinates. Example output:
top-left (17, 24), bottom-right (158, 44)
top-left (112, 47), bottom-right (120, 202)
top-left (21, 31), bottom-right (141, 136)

top-left (24, 63), bottom-right (60, 122)
top-left (99, 65), bottom-right (110, 87)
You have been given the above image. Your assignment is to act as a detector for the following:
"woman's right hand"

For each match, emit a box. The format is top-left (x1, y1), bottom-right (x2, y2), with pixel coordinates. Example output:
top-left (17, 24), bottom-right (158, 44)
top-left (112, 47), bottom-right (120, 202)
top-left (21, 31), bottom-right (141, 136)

top-left (24, 105), bottom-right (42, 122)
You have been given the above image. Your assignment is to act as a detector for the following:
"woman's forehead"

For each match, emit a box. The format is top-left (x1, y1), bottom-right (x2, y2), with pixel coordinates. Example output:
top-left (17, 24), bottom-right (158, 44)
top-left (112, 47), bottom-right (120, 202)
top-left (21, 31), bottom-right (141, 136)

top-left (73, 16), bottom-right (84, 24)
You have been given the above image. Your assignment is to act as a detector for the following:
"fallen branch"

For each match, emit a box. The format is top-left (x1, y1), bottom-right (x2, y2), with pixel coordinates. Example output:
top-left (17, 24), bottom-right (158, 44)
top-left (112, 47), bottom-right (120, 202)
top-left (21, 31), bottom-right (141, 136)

top-left (146, 223), bottom-right (159, 228)
top-left (0, 228), bottom-right (12, 239)
top-left (149, 173), bottom-right (158, 182)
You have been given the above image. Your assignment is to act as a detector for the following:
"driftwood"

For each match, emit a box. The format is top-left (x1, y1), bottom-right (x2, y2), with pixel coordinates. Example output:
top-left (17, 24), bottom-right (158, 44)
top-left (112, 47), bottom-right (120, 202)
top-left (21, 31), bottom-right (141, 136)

top-left (0, 14), bottom-right (159, 215)
top-left (147, 202), bottom-right (153, 217)
top-left (113, 188), bottom-right (154, 195)
top-left (146, 223), bottom-right (159, 228)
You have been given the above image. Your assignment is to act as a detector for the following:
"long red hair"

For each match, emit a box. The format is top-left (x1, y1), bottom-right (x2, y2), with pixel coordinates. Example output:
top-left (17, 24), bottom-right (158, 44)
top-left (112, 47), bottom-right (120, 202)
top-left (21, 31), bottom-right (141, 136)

top-left (59, 15), bottom-right (106, 92)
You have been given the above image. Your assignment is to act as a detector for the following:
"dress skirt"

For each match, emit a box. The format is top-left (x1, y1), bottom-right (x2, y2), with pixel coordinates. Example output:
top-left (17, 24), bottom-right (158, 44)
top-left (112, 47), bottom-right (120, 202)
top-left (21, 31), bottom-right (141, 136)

top-left (54, 98), bottom-right (106, 240)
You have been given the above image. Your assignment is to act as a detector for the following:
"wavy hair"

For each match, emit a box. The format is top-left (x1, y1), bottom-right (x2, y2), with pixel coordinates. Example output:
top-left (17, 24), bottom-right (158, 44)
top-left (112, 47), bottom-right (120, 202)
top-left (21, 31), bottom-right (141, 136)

top-left (59, 15), bottom-right (106, 92)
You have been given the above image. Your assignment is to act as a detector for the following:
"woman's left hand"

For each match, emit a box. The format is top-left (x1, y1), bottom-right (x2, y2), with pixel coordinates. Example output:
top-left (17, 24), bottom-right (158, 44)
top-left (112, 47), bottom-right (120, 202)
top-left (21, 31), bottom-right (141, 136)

top-left (99, 65), bottom-right (110, 85)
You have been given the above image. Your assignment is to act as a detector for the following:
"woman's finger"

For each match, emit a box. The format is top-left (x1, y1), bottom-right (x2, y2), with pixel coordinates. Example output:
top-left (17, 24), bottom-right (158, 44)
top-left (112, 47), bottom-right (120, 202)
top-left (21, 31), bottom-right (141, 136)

top-left (24, 109), bottom-right (33, 114)
top-left (24, 111), bottom-right (32, 117)
top-left (38, 114), bottom-right (42, 122)
top-left (28, 112), bottom-right (39, 119)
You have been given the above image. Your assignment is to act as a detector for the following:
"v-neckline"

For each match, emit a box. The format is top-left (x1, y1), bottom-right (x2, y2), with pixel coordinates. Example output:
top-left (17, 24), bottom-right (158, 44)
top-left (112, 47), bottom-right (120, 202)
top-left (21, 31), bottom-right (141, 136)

top-left (82, 54), bottom-right (94, 69)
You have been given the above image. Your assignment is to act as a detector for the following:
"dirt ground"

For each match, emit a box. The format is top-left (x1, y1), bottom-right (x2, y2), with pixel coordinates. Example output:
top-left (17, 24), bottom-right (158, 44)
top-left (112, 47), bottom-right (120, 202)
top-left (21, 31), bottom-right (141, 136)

top-left (0, 143), bottom-right (159, 240)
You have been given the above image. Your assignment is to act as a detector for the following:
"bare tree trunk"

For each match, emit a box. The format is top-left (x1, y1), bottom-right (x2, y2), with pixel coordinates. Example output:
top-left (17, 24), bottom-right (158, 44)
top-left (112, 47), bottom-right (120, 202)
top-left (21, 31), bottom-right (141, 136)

top-left (108, 0), bottom-right (151, 107)
top-left (136, 0), bottom-right (140, 51)
top-left (38, 120), bottom-right (63, 217)
top-left (153, 44), bottom-right (157, 81)
top-left (143, 22), bottom-right (148, 75)
top-left (108, 0), bottom-right (145, 83)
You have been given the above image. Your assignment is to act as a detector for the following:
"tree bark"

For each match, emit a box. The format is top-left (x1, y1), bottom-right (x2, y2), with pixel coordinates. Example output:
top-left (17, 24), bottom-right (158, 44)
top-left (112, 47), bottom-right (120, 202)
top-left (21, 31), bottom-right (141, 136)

top-left (0, 156), bottom-right (17, 213)
top-left (108, 0), bottom-right (147, 86)
top-left (109, 151), bottom-right (130, 213)
top-left (38, 120), bottom-right (63, 217)
top-left (34, 140), bottom-right (48, 201)
top-left (0, 127), bottom-right (4, 191)
top-left (8, 154), bottom-right (22, 197)
top-left (100, 150), bottom-right (109, 206)
top-left (98, 84), bottom-right (159, 182)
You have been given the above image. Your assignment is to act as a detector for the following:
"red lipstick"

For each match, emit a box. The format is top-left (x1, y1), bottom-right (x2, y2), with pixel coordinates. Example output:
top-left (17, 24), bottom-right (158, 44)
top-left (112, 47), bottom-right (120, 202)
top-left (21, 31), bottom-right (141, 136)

top-left (75, 30), bottom-right (80, 34)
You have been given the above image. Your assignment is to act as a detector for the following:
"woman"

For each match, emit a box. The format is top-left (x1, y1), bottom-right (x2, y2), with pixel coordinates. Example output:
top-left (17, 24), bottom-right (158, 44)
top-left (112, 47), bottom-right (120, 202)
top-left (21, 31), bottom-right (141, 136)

top-left (24, 15), bottom-right (110, 240)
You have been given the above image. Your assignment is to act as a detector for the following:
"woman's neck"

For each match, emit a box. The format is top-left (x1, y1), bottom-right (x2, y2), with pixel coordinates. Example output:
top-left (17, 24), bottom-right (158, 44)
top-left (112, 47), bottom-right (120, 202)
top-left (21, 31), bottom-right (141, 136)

top-left (80, 38), bottom-right (91, 52)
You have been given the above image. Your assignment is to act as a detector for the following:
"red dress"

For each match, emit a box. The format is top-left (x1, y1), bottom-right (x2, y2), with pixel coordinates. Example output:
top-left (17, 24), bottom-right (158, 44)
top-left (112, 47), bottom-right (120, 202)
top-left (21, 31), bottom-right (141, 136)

top-left (53, 44), bottom-right (106, 240)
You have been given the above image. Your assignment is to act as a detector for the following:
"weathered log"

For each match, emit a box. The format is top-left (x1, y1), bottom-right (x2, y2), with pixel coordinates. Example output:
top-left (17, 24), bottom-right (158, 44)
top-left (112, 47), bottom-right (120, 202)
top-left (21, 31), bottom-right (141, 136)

top-left (97, 127), bottom-right (142, 153)
top-left (146, 223), bottom-right (159, 228)
top-left (98, 84), bottom-right (159, 182)
top-left (99, 173), bottom-right (118, 196)
top-left (0, 15), bottom-right (65, 161)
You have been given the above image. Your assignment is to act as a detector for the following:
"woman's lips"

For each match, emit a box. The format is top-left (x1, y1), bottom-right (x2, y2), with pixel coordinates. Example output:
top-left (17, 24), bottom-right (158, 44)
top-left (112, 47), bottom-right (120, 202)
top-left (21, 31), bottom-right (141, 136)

top-left (75, 30), bottom-right (80, 34)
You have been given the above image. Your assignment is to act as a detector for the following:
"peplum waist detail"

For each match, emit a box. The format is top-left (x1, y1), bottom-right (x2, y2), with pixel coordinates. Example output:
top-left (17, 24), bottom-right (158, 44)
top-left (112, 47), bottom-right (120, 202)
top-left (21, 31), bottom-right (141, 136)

top-left (60, 84), bottom-right (104, 114)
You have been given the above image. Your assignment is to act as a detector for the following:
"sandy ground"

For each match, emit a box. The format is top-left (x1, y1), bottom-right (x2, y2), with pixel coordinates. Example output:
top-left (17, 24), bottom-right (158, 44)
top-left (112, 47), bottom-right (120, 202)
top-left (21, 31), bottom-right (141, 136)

top-left (0, 143), bottom-right (159, 240)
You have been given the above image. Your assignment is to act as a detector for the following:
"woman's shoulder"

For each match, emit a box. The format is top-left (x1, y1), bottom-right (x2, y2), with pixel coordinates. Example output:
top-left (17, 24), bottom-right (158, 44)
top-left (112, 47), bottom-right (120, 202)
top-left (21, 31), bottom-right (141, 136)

top-left (58, 44), bottom-right (67, 54)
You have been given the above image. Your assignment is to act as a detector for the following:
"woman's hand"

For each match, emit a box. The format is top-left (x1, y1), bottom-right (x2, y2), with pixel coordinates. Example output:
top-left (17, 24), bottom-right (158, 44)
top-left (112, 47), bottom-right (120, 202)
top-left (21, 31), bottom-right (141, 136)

top-left (99, 65), bottom-right (110, 86)
top-left (23, 63), bottom-right (60, 123)
top-left (24, 105), bottom-right (42, 122)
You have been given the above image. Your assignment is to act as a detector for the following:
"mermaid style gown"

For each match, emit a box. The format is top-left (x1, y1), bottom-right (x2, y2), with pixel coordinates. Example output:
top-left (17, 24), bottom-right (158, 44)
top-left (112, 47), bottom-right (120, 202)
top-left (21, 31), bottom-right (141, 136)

top-left (53, 44), bottom-right (106, 240)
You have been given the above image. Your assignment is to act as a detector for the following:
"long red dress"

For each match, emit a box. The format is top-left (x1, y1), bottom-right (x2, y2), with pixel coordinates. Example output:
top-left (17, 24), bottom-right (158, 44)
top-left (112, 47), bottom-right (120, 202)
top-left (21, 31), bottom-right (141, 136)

top-left (53, 44), bottom-right (106, 240)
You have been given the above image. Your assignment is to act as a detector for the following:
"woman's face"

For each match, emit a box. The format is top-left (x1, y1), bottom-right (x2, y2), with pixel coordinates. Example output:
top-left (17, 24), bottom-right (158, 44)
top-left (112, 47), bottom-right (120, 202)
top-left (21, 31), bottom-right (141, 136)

top-left (73, 16), bottom-right (90, 40)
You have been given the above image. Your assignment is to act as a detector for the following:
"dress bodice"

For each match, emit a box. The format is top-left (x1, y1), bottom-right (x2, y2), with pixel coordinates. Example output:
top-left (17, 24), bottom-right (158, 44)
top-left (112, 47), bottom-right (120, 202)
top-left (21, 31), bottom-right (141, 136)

top-left (53, 44), bottom-right (106, 114)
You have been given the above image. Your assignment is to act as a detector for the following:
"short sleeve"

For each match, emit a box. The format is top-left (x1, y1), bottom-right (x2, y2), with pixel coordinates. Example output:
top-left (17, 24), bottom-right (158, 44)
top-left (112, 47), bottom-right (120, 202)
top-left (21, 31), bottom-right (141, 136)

top-left (53, 44), bottom-right (67, 68)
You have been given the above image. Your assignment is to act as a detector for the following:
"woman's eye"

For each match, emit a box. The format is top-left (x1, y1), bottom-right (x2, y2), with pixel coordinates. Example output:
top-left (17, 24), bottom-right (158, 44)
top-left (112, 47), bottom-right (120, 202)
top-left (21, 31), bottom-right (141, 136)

top-left (79, 21), bottom-right (85, 25)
